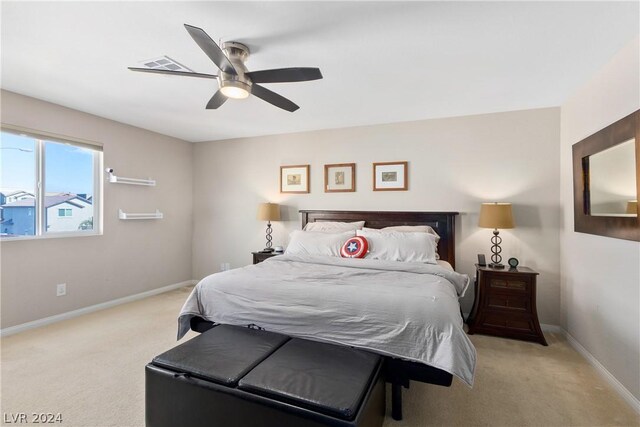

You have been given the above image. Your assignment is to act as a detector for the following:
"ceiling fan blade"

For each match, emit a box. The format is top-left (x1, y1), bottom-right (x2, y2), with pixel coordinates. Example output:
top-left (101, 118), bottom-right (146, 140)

top-left (246, 67), bottom-right (323, 84)
top-left (206, 90), bottom-right (227, 109)
top-left (251, 84), bottom-right (299, 112)
top-left (184, 24), bottom-right (237, 75)
top-left (128, 67), bottom-right (218, 79)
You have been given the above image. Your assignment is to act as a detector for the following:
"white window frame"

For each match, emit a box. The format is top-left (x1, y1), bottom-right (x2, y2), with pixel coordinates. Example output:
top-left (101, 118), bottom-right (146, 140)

top-left (1, 124), bottom-right (103, 241)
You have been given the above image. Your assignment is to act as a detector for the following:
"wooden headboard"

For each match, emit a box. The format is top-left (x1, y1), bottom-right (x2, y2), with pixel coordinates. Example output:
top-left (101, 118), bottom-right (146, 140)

top-left (300, 210), bottom-right (459, 269)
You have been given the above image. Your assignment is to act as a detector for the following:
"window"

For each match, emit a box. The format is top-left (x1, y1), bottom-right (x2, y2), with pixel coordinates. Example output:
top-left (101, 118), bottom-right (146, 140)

top-left (0, 133), bottom-right (36, 236)
top-left (1, 127), bottom-right (102, 240)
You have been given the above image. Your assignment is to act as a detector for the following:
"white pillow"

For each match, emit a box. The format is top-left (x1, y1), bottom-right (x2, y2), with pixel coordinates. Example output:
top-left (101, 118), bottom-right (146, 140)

top-left (362, 226), bottom-right (441, 259)
top-left (375, 225), bottom-right (440, 244)
top-left (285, 230), bottom-right (355, 257)
top-left (304, 221), bottom-right (365, 233)
top-left (357, 229), bottom-right (437, 264)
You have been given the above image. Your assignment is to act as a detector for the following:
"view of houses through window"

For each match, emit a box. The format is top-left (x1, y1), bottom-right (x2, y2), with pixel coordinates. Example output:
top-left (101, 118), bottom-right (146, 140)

top-left (0, 130), bottom-right (100, 238)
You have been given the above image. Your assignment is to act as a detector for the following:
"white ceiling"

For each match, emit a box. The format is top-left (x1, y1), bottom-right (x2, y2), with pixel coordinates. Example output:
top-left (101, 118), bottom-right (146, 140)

top-left (1, 2), bottom-right (638, 142)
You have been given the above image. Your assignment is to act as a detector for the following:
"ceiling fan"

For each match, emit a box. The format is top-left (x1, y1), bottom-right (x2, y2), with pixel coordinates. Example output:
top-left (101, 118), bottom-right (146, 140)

top-left (128, 24), bottom-right (323, 112)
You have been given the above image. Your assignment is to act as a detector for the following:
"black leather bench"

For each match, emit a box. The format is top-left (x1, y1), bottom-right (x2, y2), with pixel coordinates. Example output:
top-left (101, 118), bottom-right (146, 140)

top-left (192, 316), bottom-right (453, 421)
top-left (146, 325), bottom-right (385, 427)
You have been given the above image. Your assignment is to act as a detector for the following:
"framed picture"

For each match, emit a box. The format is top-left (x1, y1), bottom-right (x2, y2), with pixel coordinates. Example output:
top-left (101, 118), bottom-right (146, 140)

top-left (324, 163), bottom-right (356, 193)
top-left (280, 164), bottom-right (310, 193)
top-left (373, 161), bottom-right (408, 191)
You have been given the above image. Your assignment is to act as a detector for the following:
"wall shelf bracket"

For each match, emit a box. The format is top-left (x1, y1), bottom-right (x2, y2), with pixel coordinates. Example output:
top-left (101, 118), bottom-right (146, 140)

top-left (106, 168), bottom-right (155, 186)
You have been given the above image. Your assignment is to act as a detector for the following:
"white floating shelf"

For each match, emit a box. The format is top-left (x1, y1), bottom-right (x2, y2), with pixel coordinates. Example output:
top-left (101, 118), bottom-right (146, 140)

top-left (118, 209), bottom-right (163, 220)
top-left (106, 168), bottom-right (155, 186)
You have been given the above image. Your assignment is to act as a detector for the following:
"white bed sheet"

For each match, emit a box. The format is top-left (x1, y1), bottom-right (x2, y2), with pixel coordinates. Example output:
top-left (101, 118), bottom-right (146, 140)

top-left (178, 254), bottom-right (476, 386)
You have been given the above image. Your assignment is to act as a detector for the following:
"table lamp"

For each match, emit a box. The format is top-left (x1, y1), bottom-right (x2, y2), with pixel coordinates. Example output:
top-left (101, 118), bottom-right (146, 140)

top-left (479, 202), bottom-right (515, 269)
top-left (257, 203), bottom-right (280, 252)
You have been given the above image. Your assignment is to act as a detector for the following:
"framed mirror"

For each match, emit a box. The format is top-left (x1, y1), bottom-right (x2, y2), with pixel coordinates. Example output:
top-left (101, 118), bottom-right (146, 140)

top-left (572, 110), bottom-right (639, 241)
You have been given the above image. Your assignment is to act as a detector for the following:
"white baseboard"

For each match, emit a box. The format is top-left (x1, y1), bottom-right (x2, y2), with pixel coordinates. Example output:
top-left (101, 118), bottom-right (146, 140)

top-left (563, 330), bottom-right (640, 414)
top-left (0, 280), bottom-right (197, 337)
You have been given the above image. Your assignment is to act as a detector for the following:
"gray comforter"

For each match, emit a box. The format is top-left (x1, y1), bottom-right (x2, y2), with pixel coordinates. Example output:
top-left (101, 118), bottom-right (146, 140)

top-left (178, 254), bottom-right (477, 386)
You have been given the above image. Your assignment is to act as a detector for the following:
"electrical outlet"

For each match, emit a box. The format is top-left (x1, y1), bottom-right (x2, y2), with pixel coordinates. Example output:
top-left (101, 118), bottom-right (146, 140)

top-left (220, 262), bottom-right (231, 271)
top-left (56, 283), bottom-right (66, 297)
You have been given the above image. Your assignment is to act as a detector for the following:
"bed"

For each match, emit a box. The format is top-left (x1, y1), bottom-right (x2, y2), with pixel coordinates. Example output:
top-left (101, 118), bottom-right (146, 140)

top-left (182, 210), bottom-right (476, 420)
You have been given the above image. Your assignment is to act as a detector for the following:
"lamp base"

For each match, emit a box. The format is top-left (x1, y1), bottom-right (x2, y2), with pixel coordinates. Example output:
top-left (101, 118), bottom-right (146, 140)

top-left (263, 221), bottom-right (274, 253)
top-left (489, 229), bottom-right (505, 269)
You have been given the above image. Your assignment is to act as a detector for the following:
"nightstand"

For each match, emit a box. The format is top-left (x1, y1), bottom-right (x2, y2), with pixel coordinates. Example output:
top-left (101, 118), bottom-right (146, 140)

top-left (467, 264), bottom-right (547, 346)
top-left (252, 251), bottom-right (282, 264)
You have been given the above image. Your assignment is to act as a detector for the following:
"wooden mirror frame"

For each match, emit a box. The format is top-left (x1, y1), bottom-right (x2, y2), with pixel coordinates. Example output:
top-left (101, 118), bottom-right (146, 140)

top-left (572, 110), bottom-right (639, 241)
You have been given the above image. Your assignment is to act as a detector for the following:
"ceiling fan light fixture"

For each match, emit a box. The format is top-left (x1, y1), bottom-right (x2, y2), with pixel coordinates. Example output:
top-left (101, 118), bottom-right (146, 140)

top-left (130, 24), bottom-right (323, 111)
top-left (220, 80), bottom-right (251, 99)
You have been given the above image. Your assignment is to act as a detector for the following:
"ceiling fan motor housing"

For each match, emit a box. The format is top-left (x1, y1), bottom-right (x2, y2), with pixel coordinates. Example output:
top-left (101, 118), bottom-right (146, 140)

top-left (219, 41), bottom-right (252, 97)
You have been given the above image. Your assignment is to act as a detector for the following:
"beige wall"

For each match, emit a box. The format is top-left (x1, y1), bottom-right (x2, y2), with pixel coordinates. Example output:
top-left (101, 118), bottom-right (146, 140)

top-left (0, 95), bottom-right (564, 330)
top-left (0, 90), bottom-right (193, 328)
top-left (192, 108), bottom-right (561, 323)
top-left (560, 37), bottom-right (640, 400)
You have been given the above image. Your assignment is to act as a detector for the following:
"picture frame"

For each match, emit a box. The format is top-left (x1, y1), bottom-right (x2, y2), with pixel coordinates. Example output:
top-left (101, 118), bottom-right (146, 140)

top-left (324, 163), bottom-right (356, 193)
top-left (373, 161), bottom-right (408, 191)
top-left (280, 164), bottom-right (310, 193)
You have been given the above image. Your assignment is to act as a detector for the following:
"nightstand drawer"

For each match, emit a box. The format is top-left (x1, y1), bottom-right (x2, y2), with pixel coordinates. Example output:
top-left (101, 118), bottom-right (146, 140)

top-left (488, 277), bottom-right (529, 292)
top-left (486, 294), bottom-right (529, 311)
top-left (483, 312), bottom-right (535, 334)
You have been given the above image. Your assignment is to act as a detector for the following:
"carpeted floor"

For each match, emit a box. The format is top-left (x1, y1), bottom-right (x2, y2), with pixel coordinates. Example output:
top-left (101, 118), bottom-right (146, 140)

top-left (1, 286), bottom-right (638, 427)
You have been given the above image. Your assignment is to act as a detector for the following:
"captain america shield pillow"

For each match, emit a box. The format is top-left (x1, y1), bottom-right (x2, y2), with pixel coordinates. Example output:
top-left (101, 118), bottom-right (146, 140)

top-left (340, 236), bottom-right (369, 258)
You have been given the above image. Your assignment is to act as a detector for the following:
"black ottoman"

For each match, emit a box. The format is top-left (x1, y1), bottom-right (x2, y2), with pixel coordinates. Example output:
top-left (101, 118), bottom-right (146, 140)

top-left (146, 327), bottom-right (385, 427)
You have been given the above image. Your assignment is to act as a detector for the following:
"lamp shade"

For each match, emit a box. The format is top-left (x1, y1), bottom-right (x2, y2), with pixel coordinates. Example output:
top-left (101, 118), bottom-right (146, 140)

top-left (257, 203), bottom-right (281, 221)
top-left (479, 203), bottom-right (514, 229)
top-left (626, 200), bottom-right (638, 214)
